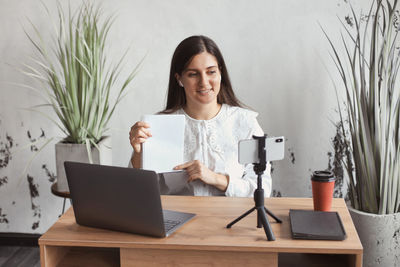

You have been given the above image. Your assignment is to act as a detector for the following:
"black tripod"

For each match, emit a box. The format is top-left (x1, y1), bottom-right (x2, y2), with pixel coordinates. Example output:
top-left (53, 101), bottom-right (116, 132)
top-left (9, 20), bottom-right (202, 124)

top-left (226, 135), bottom-right (282, 241)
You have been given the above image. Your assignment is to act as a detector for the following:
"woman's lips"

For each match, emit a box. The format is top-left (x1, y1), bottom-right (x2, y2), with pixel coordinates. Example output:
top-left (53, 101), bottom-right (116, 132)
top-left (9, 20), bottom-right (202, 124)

top-left (196, 89), bottom-right (212, 95)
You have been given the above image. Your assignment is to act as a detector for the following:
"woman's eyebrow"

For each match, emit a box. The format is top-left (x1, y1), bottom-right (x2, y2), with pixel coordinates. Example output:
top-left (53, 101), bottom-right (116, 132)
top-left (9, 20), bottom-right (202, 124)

top-left (185, 66), bottom-right (218, 72)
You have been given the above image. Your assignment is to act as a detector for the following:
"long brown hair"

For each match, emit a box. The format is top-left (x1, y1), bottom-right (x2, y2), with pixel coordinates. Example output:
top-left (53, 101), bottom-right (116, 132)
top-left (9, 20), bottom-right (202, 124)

top-left (161, 35), bottom-right (243, 113)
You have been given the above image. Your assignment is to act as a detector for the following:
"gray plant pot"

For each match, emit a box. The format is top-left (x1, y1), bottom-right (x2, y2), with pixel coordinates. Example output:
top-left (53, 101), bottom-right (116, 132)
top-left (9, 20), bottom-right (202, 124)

top-left (55, 136), bottom-right (112, 192)
top-left (349, 207), bottom-right (400, 267)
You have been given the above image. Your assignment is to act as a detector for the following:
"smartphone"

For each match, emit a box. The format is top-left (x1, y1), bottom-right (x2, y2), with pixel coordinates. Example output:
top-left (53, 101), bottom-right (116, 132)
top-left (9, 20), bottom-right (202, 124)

top-left (238, 136), bottom-right (285, 164)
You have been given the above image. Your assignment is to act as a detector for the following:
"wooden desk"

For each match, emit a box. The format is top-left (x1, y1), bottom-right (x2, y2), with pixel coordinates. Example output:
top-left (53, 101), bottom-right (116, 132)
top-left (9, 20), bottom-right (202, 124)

top-left (39, 197), bottom-right (363, 267)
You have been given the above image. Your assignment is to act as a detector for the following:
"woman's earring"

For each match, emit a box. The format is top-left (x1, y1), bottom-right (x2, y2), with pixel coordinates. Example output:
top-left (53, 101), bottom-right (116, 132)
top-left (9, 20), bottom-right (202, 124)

top-left (178, 80), bottom-right (184, 87)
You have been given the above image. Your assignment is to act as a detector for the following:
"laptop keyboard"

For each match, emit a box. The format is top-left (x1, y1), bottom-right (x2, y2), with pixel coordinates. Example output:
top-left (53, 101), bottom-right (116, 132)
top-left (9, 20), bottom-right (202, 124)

top-left (164, 219), bottom-right (181, 232)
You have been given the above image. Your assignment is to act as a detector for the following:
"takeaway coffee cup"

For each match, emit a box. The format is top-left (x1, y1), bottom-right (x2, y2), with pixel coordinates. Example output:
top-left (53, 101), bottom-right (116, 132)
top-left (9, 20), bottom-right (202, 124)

top-left (311, 171), bottom-right (335, 211)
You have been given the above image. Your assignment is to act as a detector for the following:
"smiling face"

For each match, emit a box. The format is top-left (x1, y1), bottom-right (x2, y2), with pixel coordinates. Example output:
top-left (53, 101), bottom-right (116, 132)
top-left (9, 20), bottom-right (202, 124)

top-left (176, 52), bottom-right (221, 107)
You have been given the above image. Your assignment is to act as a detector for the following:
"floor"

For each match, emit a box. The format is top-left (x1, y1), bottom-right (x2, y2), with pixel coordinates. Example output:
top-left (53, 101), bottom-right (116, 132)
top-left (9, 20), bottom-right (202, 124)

top-left (0, 246), bottom-right (40, 267)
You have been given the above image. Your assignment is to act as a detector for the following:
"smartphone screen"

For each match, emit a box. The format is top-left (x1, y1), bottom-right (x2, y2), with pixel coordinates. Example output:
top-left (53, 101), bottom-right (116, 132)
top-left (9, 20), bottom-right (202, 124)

top-left (238, 137), bottom-right (284, 164)
top-left (238, 139), bottom-right (259, 164)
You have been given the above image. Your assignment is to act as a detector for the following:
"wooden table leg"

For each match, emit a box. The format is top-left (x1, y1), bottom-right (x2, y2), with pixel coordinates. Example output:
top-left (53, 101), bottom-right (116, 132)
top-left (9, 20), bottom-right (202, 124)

top-left (120, 248), bottom-right (277, 266)
top-left (347, 253), bottom-right (363, 267)
top-left (40, 245), bottom-right (69, 267)
top-left (355, 253), bottom-right (363, 267)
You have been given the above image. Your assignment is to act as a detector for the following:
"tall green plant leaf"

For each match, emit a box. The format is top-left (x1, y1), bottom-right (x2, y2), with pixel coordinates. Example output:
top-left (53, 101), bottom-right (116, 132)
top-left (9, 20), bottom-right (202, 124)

top-left (324, 0), bottom-right (400, 214)
top-left (23, 1), bottom-right (142, 145)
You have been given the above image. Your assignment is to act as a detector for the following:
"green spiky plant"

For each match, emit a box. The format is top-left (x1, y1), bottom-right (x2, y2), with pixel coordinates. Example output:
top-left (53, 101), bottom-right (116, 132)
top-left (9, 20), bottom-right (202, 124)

top-left (22, 1), bottom-right (141, 153)
top-left (323, 0), bottom-right (400, 214)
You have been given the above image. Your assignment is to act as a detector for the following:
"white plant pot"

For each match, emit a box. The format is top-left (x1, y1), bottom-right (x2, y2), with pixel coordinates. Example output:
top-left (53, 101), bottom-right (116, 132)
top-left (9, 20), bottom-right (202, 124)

top-left (55, 136), bottom-right (112, 192)
top-left (349, 207), bottom-right (400, 267)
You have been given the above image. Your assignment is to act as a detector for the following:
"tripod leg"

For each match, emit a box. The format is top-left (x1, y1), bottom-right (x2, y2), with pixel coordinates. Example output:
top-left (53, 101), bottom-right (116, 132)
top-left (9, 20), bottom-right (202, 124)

top-left (257, 212), bottom-right (262, 228)
top-left (264, 207), bottom-right (282, 223)
top-left (226, 207), bottom-right (256, 228)
top-left (258, 207), bottom-right (275, 241)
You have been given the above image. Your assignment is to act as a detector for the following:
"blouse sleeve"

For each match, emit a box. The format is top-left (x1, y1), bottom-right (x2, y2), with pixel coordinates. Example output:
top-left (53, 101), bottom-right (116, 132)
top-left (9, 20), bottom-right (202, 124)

top-left (224, 115), bottom-right (272, 198)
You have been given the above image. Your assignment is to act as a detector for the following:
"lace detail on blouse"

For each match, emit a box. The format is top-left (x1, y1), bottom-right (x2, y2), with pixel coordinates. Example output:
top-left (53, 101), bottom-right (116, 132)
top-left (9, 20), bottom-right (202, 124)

top-left (128, 104), bottom-right (272, 197)
top-left (172, 104), bottom-right (272, 197)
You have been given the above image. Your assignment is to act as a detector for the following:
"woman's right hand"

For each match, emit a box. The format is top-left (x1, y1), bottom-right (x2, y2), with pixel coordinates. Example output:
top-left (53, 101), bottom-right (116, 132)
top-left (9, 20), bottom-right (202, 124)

top-left (129, 121), bottom-right (152, 154)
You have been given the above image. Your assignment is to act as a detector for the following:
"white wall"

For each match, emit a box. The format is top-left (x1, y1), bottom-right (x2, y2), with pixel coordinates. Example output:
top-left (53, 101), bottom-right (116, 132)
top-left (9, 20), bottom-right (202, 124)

top-left (0, 0), bottom-right (363, 233)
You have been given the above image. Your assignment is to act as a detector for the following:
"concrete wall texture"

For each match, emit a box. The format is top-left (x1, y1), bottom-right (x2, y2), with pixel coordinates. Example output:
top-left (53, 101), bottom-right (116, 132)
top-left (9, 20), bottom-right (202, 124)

top-left (0, 0), bottom-right (364, 233)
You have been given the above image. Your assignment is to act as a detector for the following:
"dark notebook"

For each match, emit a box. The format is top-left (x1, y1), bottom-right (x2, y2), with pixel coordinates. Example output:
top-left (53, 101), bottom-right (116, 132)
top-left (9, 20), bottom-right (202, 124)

top-left (289, 209), bottom-right (347, 240)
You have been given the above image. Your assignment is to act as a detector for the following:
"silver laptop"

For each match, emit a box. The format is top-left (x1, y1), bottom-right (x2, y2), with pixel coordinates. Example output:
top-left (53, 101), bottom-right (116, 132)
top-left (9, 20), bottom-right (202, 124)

top-left (64, 161), bottom-right (195, 237)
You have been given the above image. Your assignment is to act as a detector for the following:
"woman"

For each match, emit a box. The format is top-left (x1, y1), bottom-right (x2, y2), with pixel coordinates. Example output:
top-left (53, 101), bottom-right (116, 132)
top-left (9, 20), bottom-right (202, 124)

top-left (129, 35), bottom-right (271, 197)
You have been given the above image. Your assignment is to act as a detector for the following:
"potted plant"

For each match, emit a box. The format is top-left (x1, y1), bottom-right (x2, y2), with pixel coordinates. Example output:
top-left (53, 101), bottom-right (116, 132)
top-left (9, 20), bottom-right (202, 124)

top-left (324, 0), bottom-right (400, 266)
top-left (23, 2), bottom-right (141, 192)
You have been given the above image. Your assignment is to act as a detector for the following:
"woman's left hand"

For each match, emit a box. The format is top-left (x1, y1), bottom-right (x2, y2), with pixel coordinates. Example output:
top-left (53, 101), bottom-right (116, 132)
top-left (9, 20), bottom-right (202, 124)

top-left (174, 160), bottom-right (228, 191)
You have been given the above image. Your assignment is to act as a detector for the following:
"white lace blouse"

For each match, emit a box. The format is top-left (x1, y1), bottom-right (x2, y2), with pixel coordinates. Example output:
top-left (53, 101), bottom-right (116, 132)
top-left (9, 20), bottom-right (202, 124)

top-left (130, 104), bottom-right (272, 198)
